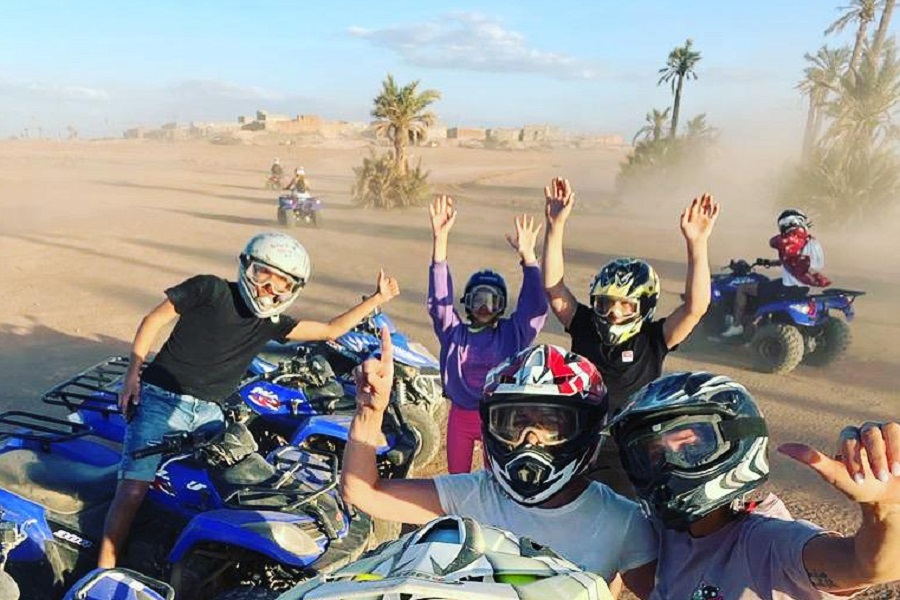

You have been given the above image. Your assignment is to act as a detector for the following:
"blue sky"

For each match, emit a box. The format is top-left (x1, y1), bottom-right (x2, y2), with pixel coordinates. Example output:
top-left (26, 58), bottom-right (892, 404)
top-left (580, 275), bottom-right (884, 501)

top-left (0, 1), bottom-right (892, 139)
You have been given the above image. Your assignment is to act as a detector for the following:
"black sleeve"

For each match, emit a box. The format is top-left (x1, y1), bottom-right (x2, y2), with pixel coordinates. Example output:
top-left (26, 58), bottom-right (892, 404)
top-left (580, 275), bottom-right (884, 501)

top-left (565, 303), bottom-right (594, 336)
top-left (165, 275), bottom-right (217, 315)
top-left (272, 315), bottom-right (298, 343)
top-left (645, 319), bottom-right (673, 355)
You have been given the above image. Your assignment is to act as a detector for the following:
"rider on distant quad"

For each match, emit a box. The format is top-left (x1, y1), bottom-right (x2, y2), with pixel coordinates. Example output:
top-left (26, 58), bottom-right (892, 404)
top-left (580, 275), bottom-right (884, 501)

top-left (270, 158), bottom-right (284, 178)
top-left (285, 167), bottom-right (310, 194)
top-left (722, 208), bottom-right (832, 337)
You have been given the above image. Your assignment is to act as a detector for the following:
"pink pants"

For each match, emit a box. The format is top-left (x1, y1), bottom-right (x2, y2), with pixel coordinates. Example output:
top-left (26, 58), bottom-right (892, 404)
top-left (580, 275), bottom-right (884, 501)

top-left (446, 404), bottom-right (485, 474)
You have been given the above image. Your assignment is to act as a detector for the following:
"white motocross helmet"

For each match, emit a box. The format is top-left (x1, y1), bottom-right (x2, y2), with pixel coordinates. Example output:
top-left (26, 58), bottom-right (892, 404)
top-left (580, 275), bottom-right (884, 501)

top-left (237, 232), bottom-right (310, 320)
top-left (278, 515), bottom-right (612, 600)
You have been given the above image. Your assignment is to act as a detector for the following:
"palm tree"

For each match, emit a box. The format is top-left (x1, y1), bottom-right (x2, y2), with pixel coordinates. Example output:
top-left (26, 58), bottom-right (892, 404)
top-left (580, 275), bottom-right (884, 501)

top-left (825, 0), bottom-right (881, 71)
top-left (684, 113), bottom-right (717, 141)
top-left (821, 41), bottom-right (900, 160)
top-left (371, 74), bottom-right (441, 175)
top-left (658, 39), bottom-right (702, 138)
top-left (870, 0), bottom-right (897, 64)
top-left (797, 45), bottom-right (851, 158)
top-left (632, 108), bottom-right (671, 144)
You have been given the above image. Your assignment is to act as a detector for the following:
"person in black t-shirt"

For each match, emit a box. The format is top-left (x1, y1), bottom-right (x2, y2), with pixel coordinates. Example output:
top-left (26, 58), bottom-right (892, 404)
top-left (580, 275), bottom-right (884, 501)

top-left (98, 232), bottom-right (401, 569)
top-left (541, 177), bottom-right (719, 495)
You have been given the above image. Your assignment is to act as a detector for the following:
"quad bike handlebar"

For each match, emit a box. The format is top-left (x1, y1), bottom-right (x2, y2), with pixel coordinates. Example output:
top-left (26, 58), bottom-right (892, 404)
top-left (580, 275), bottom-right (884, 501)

top-left (131, 430), bottom-right (215, 459)
top-left (726, 258), bottom-right (781, 275)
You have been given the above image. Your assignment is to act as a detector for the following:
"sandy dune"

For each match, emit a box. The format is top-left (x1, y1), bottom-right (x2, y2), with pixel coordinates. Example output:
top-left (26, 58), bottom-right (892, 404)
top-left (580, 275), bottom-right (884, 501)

top-left (1, 138), bottom-right (898, 596)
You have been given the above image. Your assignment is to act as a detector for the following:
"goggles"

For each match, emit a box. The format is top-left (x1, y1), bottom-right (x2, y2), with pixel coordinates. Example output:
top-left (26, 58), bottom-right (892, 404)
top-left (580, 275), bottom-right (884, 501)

top-left (245, 261), bottom-right (303, 296)
top-left (621, 414), bottom-right (767, 482)
top-left (591, 295), bottom-right (639, 321)
top-left (487, 403), bottom-right (583, 447)
top-left (466, 285), bottom-right (505, 314)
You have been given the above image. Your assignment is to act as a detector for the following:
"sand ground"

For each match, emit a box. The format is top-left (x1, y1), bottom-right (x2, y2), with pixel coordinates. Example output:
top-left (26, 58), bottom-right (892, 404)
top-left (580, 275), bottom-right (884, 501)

top-left (1, 138), bottom-right (898, 596)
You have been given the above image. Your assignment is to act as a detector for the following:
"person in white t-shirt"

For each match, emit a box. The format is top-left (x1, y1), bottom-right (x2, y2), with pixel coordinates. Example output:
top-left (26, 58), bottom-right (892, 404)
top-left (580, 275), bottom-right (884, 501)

top-left (341, 332), bottom-right (657, 598)
top-left (608, 371), bottom-right (900, 599)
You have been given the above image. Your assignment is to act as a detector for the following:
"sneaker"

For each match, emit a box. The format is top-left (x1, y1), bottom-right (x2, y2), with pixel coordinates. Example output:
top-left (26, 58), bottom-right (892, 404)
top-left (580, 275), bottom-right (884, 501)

top-left (721, 324), bottom-right (745, 338)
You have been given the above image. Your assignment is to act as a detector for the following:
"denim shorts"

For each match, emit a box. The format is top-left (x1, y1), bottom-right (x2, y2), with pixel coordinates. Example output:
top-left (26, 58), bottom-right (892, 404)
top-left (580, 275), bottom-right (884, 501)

top-left (119, 383), bottom-right (225, 481)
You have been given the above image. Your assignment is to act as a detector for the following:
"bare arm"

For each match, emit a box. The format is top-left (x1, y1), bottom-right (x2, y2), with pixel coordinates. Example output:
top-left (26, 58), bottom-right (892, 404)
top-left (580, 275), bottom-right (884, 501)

top-left (340, 328), bottom-right (445, 524)
top-left (780, 422), bottom-right (900, 591)
top-left (119, 299), bottom-right (179, 415)
top-left (622, 560), bottom-right (657, 600)
top-left (542, 177), bottom-right (579, 329)
top-left (286, 270), bottom-right (400, 341)
top-left (663, 194), bottom-right (719, 349)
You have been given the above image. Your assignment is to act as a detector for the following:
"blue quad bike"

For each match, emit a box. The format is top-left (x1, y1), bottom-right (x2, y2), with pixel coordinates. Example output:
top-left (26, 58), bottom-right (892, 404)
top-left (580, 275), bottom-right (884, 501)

top-left (248, 305), bottom-right (444, 468)
top-left (277, 192), bottom-right (323, 229)
top-left (684, 258), bottom-right (865, 374)
top-left (0, 411), bottom-right (373, 600)
top-left (47, 306), bottom-right (443, 472)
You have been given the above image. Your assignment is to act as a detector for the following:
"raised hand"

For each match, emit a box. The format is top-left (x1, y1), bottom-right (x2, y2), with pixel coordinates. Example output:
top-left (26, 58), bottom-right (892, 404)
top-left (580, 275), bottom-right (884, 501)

top-left (506, 214), bottom-right (542, 264)
top-left (778, 421), bottom-right (900, 505)
top-left (544, 177), bottom-right (575, 229)
top-left (354, 327), bottom-right (395, 413)
top-left (429, 194), bottom-right (457, 239)
top-left (680, 193), bottom-right (720, 244)
top-left (375, 269), bottom-right (400, 303)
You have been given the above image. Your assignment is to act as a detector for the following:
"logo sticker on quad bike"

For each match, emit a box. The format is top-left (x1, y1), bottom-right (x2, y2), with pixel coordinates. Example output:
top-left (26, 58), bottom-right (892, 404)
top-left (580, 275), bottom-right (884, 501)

top-left (151, 460), bottom-right (178, 497)
top-left (54, 528), bottom-right (94, 549)
top-left (248, 386), bottom-right (281, 410)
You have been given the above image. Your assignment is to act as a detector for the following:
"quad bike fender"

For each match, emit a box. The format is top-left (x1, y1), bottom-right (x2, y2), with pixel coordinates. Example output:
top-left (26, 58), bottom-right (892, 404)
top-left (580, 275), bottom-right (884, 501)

top-left (753, 300), bottom-right (820, 328)
top-left (0, 491), bottom-right (53, 560)
top-left (169, 510), bottom-right (325, 567)
top-left (289, 416), bottom-right (393, 455)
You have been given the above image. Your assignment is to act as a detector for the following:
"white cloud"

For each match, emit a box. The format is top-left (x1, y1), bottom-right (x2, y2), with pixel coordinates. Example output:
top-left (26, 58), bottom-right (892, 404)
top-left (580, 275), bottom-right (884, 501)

top-left (0, 79), bottom-right (110, 102)
top-left (349, 12), bottom-right (600, 80)
top-left (163, 79), bottom-right (284, 102)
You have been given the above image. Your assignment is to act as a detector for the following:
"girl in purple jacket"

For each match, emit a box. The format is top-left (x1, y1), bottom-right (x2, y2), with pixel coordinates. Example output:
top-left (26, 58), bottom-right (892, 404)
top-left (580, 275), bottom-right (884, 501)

top-left (428, 194), bottom-right (548, 473)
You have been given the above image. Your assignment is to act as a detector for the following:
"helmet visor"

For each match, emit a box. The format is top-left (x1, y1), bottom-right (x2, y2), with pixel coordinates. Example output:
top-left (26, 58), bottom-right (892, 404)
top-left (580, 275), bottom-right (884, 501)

top-left (245, 261), bottom-right (303, 296)
top-left (487, 403), bottom-right (582, 447)
top-left (468, 285), bottom-right (505, 314)
top-left (623, 415), bottom-right (730, 479)
top-left (591, 295), bottom-right (639, 321)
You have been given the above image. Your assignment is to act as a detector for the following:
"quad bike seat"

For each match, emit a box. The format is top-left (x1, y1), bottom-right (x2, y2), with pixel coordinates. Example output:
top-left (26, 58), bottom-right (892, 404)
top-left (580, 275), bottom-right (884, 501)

top-left (0, 449), bottom-right (117, 514)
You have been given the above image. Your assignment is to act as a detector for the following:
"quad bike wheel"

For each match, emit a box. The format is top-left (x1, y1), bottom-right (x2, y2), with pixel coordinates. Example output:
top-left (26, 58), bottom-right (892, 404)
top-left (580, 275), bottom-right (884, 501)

top-left (803, 316), bottom-right (851, 367)
top-left (277, 208), bottom-right (293, 228)
top-left (400, 404), bottom-right (440, 473)
top-left (750, 323), bottom-right (805, 374)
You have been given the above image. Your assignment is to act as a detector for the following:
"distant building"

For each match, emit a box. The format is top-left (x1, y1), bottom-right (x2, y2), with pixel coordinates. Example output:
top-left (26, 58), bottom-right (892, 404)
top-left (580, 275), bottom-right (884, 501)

top-left (447, 127), bottom-right (486, 141)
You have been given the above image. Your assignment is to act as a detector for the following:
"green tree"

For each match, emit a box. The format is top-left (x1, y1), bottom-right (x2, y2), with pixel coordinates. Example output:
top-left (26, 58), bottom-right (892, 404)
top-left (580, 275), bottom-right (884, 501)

top-left (658, 39), bottom-right (702, 138)
top-left (632, 108), bottom-right (671, 144)
top-left (824, 0), bottom-right (881, 71)
top-left (371, 74), bottom-right (441, 175)
top-left (797, 45), bottom-right (851, 158)
top-left (870, 0), bottom-right (897, 64)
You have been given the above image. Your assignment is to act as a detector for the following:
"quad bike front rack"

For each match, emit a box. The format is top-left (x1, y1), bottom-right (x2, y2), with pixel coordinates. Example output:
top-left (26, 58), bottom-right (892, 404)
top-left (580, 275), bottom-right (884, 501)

top-left (41, 355), bottom-right (137, 417)
top-left (0, 411), bottom-right (93, 451)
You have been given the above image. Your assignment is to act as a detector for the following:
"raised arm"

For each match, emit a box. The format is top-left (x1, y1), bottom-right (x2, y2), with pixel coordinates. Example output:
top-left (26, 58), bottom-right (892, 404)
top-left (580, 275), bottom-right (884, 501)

top-left (780, 421), bottom-right (900, 591)
top-left (663, 194), bottom-right (719, 349)
top-left (505, 214), bottom-right (548, 339)
top-left (427, 195), bottom-right (462, 334)
top-left (542, 177), bottom-right (579, 329)
top-left (286, 270), bottom-right (400, 341)
top-left (340, 328), bottom-right (445, 524)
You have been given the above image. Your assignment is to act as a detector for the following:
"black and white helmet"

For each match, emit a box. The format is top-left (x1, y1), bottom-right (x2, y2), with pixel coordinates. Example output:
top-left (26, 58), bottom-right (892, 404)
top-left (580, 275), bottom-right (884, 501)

top-left (237, 232), bottom-right (310, 319)
top-left (607, 372), bottom-right (769, 531)
top-left (777, 208), bottom-right (810, 234)
top-left (280, 515), bottom-right (613, 600)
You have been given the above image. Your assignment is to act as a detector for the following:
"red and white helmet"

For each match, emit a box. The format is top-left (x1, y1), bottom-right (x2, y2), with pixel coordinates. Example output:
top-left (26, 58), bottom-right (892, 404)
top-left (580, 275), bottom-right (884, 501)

top-left (481, 345), bottom-right (609, 506)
